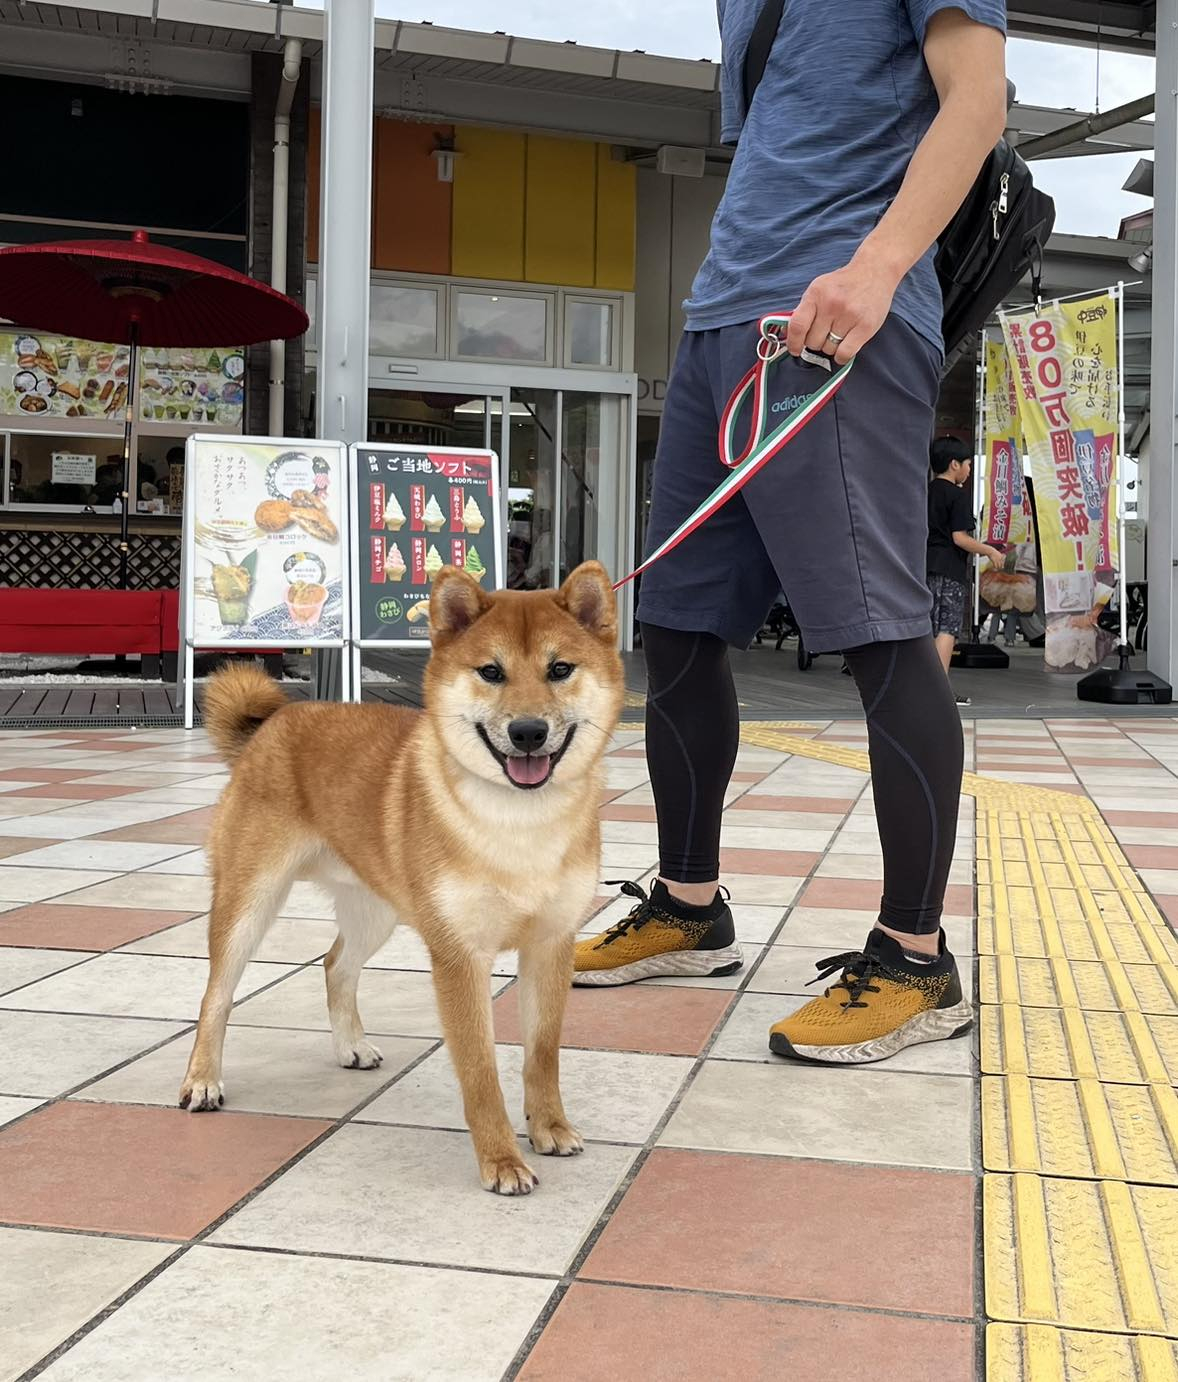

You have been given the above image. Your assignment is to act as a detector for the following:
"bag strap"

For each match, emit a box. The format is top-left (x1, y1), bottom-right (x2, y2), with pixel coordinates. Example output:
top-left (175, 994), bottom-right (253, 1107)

top-left (742, 0), bottom-right (786, 111)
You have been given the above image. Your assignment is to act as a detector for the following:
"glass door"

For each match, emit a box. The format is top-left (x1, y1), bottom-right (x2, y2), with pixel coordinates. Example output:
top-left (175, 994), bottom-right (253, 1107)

top-left (507, 389), bottom-right (558, 589)
top-left (507, 388), bottom-right (628, 591)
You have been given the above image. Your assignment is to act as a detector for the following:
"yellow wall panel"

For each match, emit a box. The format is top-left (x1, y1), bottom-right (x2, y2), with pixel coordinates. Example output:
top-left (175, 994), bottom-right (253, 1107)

top-left (595, 145), bottom-right (636, 291)
top-left (451, 127), bottom-right (526, 281)
top-left (524, 136), bottom-right (596, 288)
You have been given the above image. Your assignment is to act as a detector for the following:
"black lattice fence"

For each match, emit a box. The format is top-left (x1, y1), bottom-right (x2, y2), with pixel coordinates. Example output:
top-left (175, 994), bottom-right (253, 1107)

top-left (0, 528), bottom-right (180, 590)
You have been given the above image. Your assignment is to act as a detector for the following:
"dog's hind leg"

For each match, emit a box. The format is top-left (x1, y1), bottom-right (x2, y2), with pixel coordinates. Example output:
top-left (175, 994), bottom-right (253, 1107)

top-left (324, 886), bottom-right (396, 1070)
top-left (179, 851), bottom-right (296, 1112)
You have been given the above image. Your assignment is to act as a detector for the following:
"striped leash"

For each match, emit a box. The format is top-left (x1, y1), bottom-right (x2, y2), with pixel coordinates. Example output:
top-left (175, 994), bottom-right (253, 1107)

top-left (613, 310), bottom-right (854, 590)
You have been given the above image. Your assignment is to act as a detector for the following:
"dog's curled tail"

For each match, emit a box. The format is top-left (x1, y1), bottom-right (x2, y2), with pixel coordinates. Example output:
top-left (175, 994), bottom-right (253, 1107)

top-left (202, 664), bottom-right (288, 764)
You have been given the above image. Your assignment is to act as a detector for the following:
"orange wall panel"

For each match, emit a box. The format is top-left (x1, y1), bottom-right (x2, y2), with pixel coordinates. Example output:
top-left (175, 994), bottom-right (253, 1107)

top-left (372, 120), bottom-right (453, 274)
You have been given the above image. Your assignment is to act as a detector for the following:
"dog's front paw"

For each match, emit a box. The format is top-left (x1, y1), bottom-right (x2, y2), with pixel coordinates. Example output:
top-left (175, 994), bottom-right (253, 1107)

top-left (335, 1039), bottom-right (384, 1070)
top-left (179, 1078), bottom-right (224, 1112)
top-left (481, 1155), bottom-right (539, 1196)
top-left (528, 1118), bottom-right (584, 1157)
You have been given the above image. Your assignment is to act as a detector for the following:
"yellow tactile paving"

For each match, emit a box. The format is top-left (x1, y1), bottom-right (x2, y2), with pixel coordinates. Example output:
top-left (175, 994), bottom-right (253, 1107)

top-left (978, 914), bottom-right (1178, 966)
top-left (738, 720), bottom-right (1178, 1349)
top-left (980, 1004), bottom-right (1178, 1084)
top-left (985, 1175), bottom-right (1178, 1335)
top-left (981, 1077), bottom-right (1178, 1185)
top-left (979, 955), bottom-right (1178, 1015)
top-left (986, 1324), bottom-right (1178, 1381)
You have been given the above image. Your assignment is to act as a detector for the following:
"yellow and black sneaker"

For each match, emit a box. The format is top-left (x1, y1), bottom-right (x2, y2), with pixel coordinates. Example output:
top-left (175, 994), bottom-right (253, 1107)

top-left (769, 928), bottom-right (972, 1064)
top-left (573, 879), bottom-right (743, 987)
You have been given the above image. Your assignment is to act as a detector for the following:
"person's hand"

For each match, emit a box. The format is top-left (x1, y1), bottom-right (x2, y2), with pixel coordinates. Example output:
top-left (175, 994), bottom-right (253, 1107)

top-left (984, 546), bottom-right (1006, 567)
top-left (785, 251), bottom-right (903, 365)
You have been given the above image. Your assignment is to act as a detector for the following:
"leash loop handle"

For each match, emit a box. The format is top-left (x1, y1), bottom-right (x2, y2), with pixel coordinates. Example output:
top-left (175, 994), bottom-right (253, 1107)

top-left (613, 310), bottom-right (854, 590)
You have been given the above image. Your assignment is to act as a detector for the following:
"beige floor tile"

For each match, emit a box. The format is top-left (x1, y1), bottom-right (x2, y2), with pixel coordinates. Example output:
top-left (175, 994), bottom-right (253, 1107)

top-left (210, 1123), bottom-right (636, 1273)
top-left (0, 1010), bottom-right (188, 1097)
top-left (40, 873), bottom-right (212, 912)
top-left (37, 1246), bottom-right (552, 1382)
top-left (78, 1026), bottom-right (433, 1118)
top-left (0, 949), bottom-right (93, 997)
top-left (229, 965), bottom-right (510, 1039)
top-left (1, 952), bottom-right (293, 1021)
top-left (660, 1060), bottom-right (974, 1170)
top-left (0, 1228), bottom-right (175, 1382)
top-left (363, 1043), bottom-right (690, 1144)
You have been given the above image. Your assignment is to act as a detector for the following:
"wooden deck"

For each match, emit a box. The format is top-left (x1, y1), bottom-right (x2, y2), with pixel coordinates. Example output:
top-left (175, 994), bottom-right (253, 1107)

top-left (1, 644), bottom-right (1174, 727)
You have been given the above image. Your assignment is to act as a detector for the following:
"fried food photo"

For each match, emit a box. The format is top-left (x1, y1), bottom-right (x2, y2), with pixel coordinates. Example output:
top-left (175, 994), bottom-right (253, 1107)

top-left (290, 506), bottom-right (339, 543)
top-left (255, 499), bottom-right (293, 531)
top-left (290, 489), bottom-right (328, 513)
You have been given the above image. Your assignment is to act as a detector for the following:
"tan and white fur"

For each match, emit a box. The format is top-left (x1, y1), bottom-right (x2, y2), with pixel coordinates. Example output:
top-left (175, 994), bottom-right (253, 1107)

top-left (180, 562), bottom-right (623, 1194)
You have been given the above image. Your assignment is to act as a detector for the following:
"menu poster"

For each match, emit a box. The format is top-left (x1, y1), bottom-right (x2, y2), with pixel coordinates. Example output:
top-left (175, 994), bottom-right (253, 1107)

top-left (187, 438), bottom-right (346, 645)
top-left (0, 331), bottom-right (129, 422)
top-left (354, 445), bottom-right (497, 643)
top-left (0, 331), bottom-right (244, 429)
top-left (139, 345), bottom-right (245, 428)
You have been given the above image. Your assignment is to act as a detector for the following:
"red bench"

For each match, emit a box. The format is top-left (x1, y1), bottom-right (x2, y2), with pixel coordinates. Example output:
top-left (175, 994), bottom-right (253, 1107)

top-left (1, 590), bottom-right (167, 677)
top-left (0, 589), bottom-right (288, 682)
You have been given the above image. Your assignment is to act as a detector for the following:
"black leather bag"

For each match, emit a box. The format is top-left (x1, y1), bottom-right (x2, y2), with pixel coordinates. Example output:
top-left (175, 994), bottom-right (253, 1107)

top-left (742, 0), bottom-right (1056, 357)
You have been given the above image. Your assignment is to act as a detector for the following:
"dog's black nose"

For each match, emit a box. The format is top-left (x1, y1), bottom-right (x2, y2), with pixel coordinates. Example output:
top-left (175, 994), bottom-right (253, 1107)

top-left (508, 718), bottom-right (549, 753)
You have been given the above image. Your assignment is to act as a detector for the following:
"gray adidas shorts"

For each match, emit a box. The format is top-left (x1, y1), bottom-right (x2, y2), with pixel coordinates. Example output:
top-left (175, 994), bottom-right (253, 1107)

top-left (637, 314), bottom-right (940, 654)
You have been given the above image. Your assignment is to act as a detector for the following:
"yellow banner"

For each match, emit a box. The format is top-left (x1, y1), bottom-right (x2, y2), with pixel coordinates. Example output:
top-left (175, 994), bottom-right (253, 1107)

top-left (1001, 292), bottom-right (1119, 672)
top-left (982, 338), bottom-right (1030, 548)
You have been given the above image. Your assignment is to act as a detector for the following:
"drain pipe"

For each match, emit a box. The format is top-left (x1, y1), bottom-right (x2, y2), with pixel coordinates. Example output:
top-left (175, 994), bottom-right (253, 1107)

top-left (269, 37), bottom-right (303, 435)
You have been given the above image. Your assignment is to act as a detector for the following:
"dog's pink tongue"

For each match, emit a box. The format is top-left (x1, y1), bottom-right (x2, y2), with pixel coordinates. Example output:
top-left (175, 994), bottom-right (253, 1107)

top-left (506, 754), bottom-right (550, 786)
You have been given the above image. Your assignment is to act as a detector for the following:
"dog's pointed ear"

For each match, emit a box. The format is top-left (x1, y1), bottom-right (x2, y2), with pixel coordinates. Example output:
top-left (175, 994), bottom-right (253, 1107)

top-left (430, 567), bottom-right (491, 644)
top-left (556, 562), bottom-right (617, 644)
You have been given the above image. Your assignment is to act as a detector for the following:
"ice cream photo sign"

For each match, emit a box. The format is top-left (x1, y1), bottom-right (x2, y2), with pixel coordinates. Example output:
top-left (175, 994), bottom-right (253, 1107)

top-left (183, 436), bottom-right (348, 647)
top-left (350, 444), bottom-right (501, 646)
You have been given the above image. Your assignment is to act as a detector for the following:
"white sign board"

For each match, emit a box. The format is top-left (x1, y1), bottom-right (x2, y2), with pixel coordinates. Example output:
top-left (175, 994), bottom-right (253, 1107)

top-left (178, 434), bottom-right (351, 727)
top-left (51, 452), bottom-right (96, 485)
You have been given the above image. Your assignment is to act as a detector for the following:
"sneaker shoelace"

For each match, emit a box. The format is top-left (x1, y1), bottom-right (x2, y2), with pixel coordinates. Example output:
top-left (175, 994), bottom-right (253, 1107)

top-left (807, 948), bottom-right (884, 1009)
top-left (594, 880), bottom-right (730, 950)
top-left (594, 880), bottom-right (659, 947)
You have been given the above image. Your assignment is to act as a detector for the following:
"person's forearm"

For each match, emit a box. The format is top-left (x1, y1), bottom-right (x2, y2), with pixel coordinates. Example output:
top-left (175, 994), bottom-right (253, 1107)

top-left (954, 533), bottom-right (994, 557)
top-left (851, 89), bottom-right (1006, 288)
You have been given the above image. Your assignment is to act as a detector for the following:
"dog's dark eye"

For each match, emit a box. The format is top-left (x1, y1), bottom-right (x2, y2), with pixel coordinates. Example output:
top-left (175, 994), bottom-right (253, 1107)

top-left (548, 661), bottom-right (575, 682)
top-left (477, 664), bottom-right (505, 684)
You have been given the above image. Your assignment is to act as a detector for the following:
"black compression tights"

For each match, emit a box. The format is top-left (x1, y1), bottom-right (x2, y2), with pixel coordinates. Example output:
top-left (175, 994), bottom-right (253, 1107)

top-left (641, 624), bottom-right (963, 936)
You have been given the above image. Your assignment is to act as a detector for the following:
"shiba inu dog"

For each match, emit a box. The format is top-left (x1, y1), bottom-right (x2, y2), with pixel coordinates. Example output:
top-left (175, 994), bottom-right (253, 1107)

top-left (180, 562), bottom-right (623, 1195)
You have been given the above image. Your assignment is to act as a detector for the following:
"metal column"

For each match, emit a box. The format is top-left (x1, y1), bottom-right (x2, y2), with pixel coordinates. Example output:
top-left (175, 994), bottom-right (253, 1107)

top-left (314, 0), bottom-right (375, 701)
top-left (1148, 0), bottom-right (1178, 684)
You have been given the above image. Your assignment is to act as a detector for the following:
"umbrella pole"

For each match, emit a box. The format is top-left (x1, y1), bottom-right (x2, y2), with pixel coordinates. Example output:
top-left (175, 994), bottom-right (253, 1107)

top-left (119, 326), bottom-right (137, 588)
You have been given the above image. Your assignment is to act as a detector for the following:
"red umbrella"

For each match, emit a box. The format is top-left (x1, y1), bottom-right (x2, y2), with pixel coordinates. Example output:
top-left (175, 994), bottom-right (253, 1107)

top-left (0, 230), bottom-right (308, 582)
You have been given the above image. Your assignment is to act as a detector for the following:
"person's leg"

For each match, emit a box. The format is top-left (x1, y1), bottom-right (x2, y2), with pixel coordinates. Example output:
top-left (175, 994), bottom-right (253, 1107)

top-left (843, 634), bottom-right (963, 955)
top-left (728, 317), bottom-right (971, 1060)
top-left (643, 622), bottom-right (739, 901)
top-left (572, 622), bottom-right (748, 986)
top-left (768, 631), bottom-right (972, 1062)
top-left (935, 631), bottom-right (956, 672)
top-left (574, 327), bottom-right (776, 987)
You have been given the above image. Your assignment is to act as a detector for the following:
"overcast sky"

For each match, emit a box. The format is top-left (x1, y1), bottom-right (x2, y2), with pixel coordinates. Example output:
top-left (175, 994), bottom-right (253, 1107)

top-left (327, 1), bottom-right (1155, 239)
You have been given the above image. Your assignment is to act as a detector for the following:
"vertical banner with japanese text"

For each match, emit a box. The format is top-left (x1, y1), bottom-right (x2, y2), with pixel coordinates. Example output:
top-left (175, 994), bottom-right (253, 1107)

top-left (1000, 293), bottom-right (1119, 673)
top-left (980, 338), bottom-right (1039, 626)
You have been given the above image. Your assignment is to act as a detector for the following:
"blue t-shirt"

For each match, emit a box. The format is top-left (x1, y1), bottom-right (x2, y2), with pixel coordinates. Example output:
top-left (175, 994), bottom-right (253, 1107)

top-left (684, 0), bottom-right (1007, 349)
